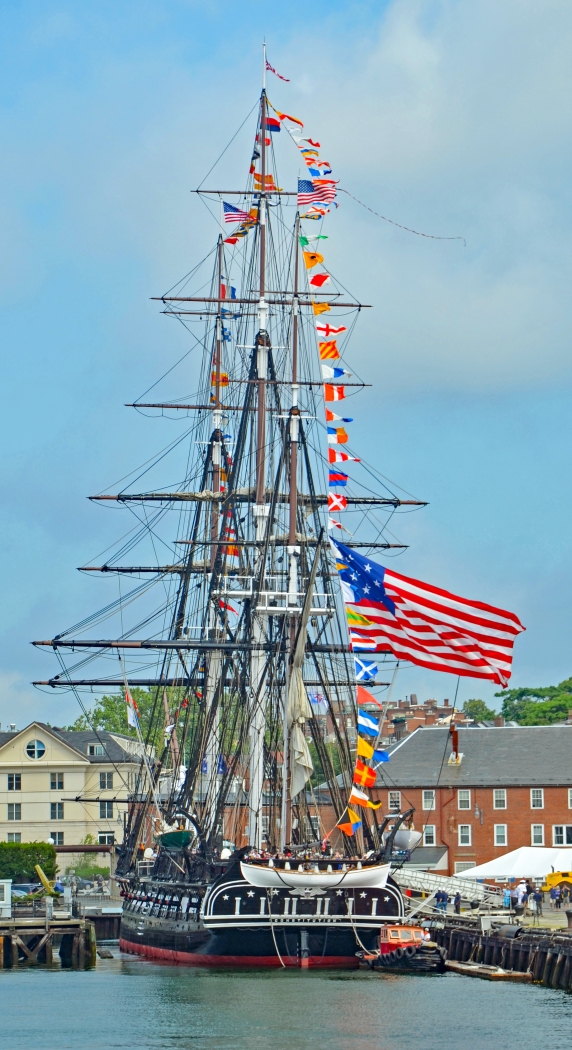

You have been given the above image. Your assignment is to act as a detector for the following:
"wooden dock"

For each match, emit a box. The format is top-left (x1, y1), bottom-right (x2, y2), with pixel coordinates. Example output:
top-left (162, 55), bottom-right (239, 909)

top-left (431, 918), bottom-right (572, 991)
top-left (0, 916), bottom-right (96, 968)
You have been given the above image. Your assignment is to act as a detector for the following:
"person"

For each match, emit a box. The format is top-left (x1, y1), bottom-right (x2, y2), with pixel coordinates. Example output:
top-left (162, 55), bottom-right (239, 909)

top-left (554, 885), bottom-right (562, 909)
top-left (503, 887), bottom-right (512, 910)
top-left (533, 888), bottom-right (543, 917)
top-left (454, 891), bottom-right (461, 915)
top-left (516, 880), bottom-right (527, 906)
top-left (549, 885), bottom-right (558, 909)
top-left (562, 885), bottom-right (571, 908)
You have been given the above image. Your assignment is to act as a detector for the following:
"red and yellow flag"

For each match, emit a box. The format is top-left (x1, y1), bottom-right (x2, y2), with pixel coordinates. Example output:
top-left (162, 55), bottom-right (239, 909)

top-left (319, 340), bottom-right (340, 360)
top-left (353, 759), bottom-right (376, 789)
top-left (211, 371), bottom-right (229, 387)
top-left (336, 807), bottom-right (362, 836)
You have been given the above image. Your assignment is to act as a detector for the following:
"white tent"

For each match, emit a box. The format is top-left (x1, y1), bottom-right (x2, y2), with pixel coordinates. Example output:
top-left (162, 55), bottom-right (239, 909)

top-left (453, 846), bottom-right (572, 881)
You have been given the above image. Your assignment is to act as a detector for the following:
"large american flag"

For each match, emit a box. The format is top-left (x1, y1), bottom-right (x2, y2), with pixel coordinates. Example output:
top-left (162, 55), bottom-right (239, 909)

top-left (333, 540), bottom-right (525, 686)
top-left (298, 179), bottom-right (338, 207)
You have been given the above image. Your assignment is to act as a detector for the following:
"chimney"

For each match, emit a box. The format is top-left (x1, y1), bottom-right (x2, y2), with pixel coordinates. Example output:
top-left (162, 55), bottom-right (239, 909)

top-left (443, 699), bottom-right (450, 707)
top-left (425, 714), bottom-right (437, 725)
top-left (494, 715), bottom-right (505, 728)
top-left (410, 693), bottom-right (418, 705)
top-left (9, 724), bottom-right (16, 732)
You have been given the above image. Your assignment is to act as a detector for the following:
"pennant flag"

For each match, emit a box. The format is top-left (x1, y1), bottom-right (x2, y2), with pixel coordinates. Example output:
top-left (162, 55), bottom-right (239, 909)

top-left (313, 301), bottom-right (331, 315)
top-left (327, 426), bottom-right (349, 444)
top-left (316, 322), bottom-right (347, 337)
top-left (219, 599), bottom-right (237, 614)
top-left (310, 273), bottom-right (331, 288)
top-left (326, 409), bottom-right (352, 422)
top-left (354, 656), bottom-right (378, 681)
top-left (266, 59), bottom-right (290, 82)
top-left (125, 688), bottom-right (140, 730)
top-left (223, 202), bottom-right (252, 225)
top-left (322, 365), bottom-right (352, 379)
top-left (300, 235), bottom-right (328, 248)
top-left (357, 711), bottom-right (380, 737)
top-left (329, 470), bottom-right (348, 486)
top-left (319, 340), bottom-right (340, 361)
top-left (356, 684), bottom-right (383, 708)
top-left (328, 493), bottom-right (347, 512)
top-left (349, 786), bottom-right (383, 810)
top-left (357, 736), bottom-right (390, 764)
top-left (293, 136), bottom-right (321, 148)
top-left (307, 688), bottom-right (328, 714)
top-left (324, 384), bottom-right (346, 402)
top-left (265, 117), bottom-right (281, 132)
top-left (336, 807), bottom-right (362, 836)
top-left (303, 251), bottom-right (324, 270)
top-left (275, 108), bottom-right (304, 127)
top-left (353, 759), bottom-right (376, 788)
top-left (328, 516), bottom-right (344, 531)
top-left (211, 371), bottom-right (229, 386)
top-left (328, 449), bottom-right (361, 463)
top-left (346, 607), bottom-right (373, 627)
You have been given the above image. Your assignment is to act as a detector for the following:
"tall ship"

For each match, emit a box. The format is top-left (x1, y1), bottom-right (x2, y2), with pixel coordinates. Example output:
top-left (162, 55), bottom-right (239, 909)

top-left (33, 57), bottom-right (463, 967)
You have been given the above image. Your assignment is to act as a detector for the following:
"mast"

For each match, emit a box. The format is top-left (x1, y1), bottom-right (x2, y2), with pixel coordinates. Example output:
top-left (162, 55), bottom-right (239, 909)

top-left (248, 80), bottom-right (270, 849)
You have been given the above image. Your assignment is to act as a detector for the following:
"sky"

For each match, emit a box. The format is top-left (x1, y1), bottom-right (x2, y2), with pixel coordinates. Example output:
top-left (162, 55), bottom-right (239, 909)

top-left (1, 0), bottom-right (572, 728)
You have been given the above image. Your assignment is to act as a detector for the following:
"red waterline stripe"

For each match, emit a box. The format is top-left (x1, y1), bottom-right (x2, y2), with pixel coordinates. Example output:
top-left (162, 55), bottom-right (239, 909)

top-left (119, 938), bottom-right (358, 969)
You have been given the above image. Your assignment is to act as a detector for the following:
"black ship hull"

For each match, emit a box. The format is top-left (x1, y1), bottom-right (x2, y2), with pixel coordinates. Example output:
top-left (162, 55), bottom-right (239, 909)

top-left (119, 869), bottom-right (404, 968)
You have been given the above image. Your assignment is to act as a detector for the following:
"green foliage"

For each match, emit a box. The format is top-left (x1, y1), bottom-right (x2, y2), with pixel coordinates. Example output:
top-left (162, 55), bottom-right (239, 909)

top-left (66, 688), bottom-right (164, 747)
top-left (0, 842), bottom-right (57, 881)
top-left (66, 865), bottom-right (110, 879)
top-left (496, 676), bottom-right (572, 725)
top-left (309, 741), bottom-right (343, 787)
top-left (462, 699), bottom-right (497, 722)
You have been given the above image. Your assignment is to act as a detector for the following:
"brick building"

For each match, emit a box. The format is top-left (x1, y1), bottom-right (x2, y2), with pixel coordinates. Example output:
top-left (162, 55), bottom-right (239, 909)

top-left (372, 725), bottom-right (572, 876)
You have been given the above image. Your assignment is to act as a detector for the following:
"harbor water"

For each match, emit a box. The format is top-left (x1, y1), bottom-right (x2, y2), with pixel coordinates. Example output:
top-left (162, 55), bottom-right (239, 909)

top-left (2, 954), bottom-right (572, 1050)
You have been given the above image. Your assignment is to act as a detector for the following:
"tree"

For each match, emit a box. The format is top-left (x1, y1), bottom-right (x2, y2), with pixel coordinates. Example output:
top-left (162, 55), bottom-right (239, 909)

top-left (462, 699), bottom-right (497, 722)
top-left (0, 842), bottom-right (57, 881)
top-left (495, 676), bottom-right (572, 725)
top-left (66, 688), bottom-right (163, 748)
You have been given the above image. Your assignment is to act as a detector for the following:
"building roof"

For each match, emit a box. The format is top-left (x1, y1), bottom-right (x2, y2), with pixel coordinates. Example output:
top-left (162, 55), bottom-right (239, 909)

top-left (377, 725), bottom-right (572, 788)
top-left (0, 723), bottom-right (143, 764)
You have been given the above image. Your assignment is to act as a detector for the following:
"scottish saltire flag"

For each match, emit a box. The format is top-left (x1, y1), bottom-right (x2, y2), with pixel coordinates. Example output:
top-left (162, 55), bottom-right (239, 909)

top-left (223, 202), bottom-right (252, 224)
top-left (357, 711), bottom-right (379, 737)
top-left (354, 656), bottom-right (377, 681)
top-left (334, 540), bottom-right (525, 687)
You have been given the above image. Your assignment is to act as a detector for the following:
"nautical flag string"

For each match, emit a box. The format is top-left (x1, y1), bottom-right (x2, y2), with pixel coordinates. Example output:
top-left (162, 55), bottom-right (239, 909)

top-left (334, 540), bottom-right (525, 686)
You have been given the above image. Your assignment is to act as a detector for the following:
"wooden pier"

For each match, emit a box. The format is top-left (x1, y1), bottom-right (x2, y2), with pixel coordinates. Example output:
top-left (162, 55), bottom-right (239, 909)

top-left (432, 918), bottom-right (572, 991)
top-left (0, 916), bottom-right (96, 968)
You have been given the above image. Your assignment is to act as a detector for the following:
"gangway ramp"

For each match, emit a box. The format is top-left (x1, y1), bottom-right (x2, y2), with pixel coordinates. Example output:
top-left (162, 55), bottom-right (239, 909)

top-left (391, 866), bottom-right (503, 904)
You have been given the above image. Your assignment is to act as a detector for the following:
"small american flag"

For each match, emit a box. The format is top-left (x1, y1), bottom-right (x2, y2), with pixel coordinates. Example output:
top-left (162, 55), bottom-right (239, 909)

top-left (334, 540), bottom-right (525, 686)
top-left (298, 179), bottom-right (338, 207)
top-left (223, 201), bottom-right (253, 224)
top-left (266, 58), bottom-right (289, 82)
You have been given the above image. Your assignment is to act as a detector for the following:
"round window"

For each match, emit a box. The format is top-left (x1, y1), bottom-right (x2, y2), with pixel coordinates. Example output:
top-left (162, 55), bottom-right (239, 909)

top-left (26, 739), bottom-right (46, 760)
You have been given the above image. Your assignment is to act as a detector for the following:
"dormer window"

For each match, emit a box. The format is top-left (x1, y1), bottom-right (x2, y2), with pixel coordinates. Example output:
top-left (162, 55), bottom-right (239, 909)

top-left (88, 744), bottom-right (104, 756)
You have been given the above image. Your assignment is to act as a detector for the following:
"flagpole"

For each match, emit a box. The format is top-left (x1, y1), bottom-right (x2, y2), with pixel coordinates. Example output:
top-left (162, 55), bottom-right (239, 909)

top-left (262, 40), bottom-right (266, 91)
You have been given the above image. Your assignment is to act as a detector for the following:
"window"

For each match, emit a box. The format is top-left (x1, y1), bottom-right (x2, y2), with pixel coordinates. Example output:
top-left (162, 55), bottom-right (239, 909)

top-left (8, 803), bottom-right (21, 821)
top-left (494, 824), bottom-right (507, 847)
top-left (388, 791), bottom-right (401, 812)
top-left (494, 789), bottom-right (507, 810)
top-left (50, 773), bottom-right (64, 790)
top-left (26, 739), bottom-right (45, 760)
top-left (98, 833), bottom-right (115, 845)
top-left (553, 826), bottom-right (572, 846)
top-left (99, 801), bottom-right (113, 819)
top-left (7, 832), bottom-right (21, 843)
top-left (455, 861), bottom-right (476, 874)
top-left (423, 825), bottom-right (436, 846)
top-left (531, 788), bottom-right (544, 809)
top-left (531, 824), bottom-right (544, 845)
top-left (100, 772), bottom-right (113, 790)
top-left (8, 774), bottom-right (21, 791)
top-left (50, 802), bottom-right (64, 820)
top-left (458, 824), bottom-right (472, 846)
top-left (88, 744), bottom-right (104, 756)
top-left (458, 790), bottom-right (471, 810)
top-left (422, 790), bottom-right (435, 811)
top-left (52, 832), bottom-right (64, 846)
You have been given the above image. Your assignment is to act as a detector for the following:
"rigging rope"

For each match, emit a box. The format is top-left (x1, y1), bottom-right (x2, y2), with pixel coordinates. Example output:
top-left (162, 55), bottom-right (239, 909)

top-left (338, 188), bottom-right (466, 246)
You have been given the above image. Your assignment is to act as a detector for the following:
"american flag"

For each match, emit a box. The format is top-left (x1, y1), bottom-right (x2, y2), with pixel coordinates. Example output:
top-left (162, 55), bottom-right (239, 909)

top-left (298, 179), bottom-right (338, 207)
top-left (333, 540), bottom-right (525, 686)
top-left (223, 201), bottom-right (253, 224)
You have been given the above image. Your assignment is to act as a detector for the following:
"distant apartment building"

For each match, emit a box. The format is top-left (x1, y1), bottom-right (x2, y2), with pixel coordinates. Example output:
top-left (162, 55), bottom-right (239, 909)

top-left (372, 724), bottom-right (572, 875)
top-left (0, 722), bottom-right (147, 848)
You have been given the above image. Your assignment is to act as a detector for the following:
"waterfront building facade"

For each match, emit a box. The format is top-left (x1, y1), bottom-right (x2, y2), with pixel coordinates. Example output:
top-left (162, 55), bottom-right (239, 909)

top-left (374, 725), bottom-right (572, 875)
top-left (0, 722), bottom-right (146, 849)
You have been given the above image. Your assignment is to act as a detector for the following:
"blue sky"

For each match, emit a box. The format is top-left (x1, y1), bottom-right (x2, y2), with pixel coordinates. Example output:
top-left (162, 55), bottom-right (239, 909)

top-left (1, 0), bottom-right (572, 728)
